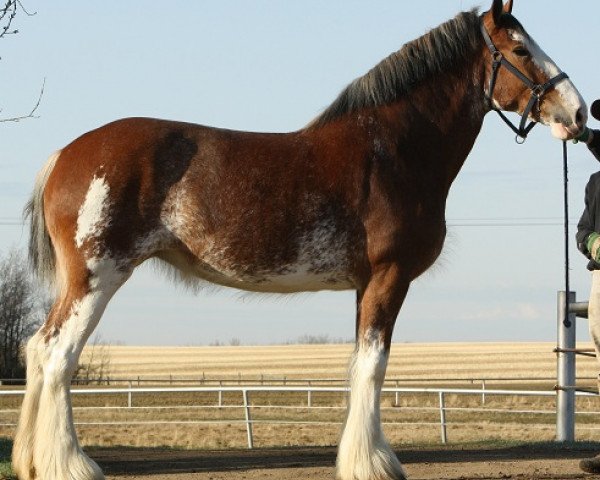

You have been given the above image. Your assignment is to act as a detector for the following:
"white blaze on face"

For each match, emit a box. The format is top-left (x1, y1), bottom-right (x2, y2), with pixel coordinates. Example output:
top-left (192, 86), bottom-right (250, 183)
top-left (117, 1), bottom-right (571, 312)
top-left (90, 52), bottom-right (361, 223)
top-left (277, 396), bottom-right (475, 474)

top-left (75, 175), bottom-right (111, 248)
top-left (508, 29), bottom-right (586, 138)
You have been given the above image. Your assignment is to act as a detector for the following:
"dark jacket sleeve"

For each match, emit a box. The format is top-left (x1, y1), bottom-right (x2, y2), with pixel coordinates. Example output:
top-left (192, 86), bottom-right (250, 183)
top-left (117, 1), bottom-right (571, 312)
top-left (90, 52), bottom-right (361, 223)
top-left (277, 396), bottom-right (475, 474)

top-left (576, 173), bottom-right (600, 270)
top-left (577, 177), bottom-right (594, 258)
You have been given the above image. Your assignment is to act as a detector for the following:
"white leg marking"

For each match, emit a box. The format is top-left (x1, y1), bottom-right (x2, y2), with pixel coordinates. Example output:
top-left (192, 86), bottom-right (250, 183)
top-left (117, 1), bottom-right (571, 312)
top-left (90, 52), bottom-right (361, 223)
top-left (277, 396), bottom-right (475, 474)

top-left (337, 330), bottom-right (406, 480)
top-left (12, 331), bottom-right (45, 480)
top-left (32, 258), bottom-right (128, 480)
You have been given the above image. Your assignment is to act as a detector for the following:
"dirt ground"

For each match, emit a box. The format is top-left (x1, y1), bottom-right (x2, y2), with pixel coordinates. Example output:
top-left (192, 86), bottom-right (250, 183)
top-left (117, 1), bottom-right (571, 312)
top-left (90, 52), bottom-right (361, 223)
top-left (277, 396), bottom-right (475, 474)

top-left (89, 444), bottom-right (600, 480)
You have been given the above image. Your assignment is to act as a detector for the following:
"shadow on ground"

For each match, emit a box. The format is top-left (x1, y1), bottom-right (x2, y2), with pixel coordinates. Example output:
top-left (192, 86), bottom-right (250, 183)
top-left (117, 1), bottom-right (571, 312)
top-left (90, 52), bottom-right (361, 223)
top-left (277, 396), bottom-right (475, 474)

top-left (88, 443), bottom-right (600, 476)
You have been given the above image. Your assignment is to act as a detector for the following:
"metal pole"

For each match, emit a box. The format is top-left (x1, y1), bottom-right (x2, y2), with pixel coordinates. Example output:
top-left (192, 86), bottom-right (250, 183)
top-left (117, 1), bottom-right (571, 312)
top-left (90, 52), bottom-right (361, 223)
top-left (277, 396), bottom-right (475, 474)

top-left (243, 389), bottom-right (254, 449)
top-left (557, 290), bottom-right (576, 442)
top-left (127, 381), bottom-right (132, 408)
top-left (395, 380), bottom-right (400, 407)
top-left (308, 381), bottom-right (312, 407)
top-left (218, 380), bottom-right (223, 407)
top-left (438, 391), bottom-right (447, 444)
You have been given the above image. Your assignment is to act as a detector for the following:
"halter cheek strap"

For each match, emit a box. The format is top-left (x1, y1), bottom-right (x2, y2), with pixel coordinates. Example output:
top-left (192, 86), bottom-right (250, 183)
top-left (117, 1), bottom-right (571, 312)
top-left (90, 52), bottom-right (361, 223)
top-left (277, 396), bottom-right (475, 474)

top-left (480, 22), bottom-right (569, 143)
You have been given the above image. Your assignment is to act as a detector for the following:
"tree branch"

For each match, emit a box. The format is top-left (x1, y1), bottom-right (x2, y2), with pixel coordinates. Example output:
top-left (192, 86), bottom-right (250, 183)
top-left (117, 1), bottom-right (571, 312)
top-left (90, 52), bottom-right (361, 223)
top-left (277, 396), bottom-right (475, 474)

top-left (0, 0), bottom-right (18, 39)
top-left (1, 1), bottom-right (42, 123)
top-left (0, 77), bottom-right (44, 123)
top-left (0, 0), bottom-right (35, 36)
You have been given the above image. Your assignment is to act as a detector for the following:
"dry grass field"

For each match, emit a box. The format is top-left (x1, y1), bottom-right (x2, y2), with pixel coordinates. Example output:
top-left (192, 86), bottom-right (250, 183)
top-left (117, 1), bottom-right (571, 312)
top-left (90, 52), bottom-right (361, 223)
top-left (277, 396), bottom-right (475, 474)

top-left (1, 341), bottom-right (600, 452)
top-left (100, 341), bottom-right (597, 383)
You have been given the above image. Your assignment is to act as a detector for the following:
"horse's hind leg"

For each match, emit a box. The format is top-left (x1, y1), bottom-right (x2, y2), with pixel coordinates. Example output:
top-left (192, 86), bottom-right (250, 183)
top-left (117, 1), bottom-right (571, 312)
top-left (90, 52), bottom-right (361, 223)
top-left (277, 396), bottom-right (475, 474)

top-left (15, 256), bottom-right (130, 480)
top-left (12, 330), bottom-right (46, 480)
top-left (337, 265), bottom-right (409, 480)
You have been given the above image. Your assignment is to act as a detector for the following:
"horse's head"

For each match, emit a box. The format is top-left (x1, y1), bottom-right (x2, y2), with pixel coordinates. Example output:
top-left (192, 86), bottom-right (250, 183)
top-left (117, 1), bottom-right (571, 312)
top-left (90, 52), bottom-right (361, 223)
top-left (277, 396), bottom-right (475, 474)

top-left (482, 0), bottom-right (586, 140)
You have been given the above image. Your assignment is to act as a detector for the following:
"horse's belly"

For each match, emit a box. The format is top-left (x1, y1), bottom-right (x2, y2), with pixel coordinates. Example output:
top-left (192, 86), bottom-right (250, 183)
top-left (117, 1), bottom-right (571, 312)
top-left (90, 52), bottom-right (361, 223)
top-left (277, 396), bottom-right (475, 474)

top-left (181, 233), bottom-right (356, 293)
top-left (250, 263), bottom-right (354, 292)
top-left (193, 254), bottom-right (355, 293)
top-left (164, 196), bottom-right (359, 292)
top-left (180, 262), bottom-right (354, 293)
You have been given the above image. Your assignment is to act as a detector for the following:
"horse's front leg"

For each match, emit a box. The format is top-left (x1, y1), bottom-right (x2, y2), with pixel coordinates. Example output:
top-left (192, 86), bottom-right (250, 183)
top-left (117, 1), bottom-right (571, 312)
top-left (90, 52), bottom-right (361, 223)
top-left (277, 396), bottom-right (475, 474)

top-left (337, 264), bottom-right (409, 480)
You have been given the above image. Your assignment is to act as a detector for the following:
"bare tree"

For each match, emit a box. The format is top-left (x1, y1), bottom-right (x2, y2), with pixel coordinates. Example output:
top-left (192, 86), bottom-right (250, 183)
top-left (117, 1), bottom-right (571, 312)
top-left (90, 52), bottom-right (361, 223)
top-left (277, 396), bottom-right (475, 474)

top-left (73, 335), bottom-right (112, 385)
top-left (0, 0), bottom-right (43, 123)
top-left (291, 334), bottom-right (352, 345)
top-left (0, 249), bottom-right (43, 380)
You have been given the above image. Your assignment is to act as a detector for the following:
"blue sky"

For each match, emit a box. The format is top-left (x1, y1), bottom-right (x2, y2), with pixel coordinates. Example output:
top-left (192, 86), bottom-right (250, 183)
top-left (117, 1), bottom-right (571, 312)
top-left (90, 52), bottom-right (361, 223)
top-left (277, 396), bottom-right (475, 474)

top-left (1, 1), bottom-right (600, 346)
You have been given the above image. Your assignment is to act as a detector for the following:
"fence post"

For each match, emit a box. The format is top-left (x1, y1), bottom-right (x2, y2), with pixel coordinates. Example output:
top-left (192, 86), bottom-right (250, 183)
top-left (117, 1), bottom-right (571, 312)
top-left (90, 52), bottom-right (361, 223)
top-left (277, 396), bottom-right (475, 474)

top-left (127, 381), bottom-right (133, 408)
top-left (557, 290), bottom-right (576, 442)
top-left (438, 391), bottom-right (447, 444)
top-left (218, 380), bottom-right (223, 407)
top-left (395, 380), bottom-right (400, 407)
top-left (308, 381), bottom-right (312, 407)
top-left (481, 379), bottom-right (486, 405)
top-left (242, 389), bottom-right (254, 449)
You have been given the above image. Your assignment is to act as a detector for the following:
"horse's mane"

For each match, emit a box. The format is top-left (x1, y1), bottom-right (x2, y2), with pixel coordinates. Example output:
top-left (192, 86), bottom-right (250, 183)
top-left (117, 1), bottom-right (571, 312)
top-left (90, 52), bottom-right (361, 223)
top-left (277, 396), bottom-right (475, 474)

top-left (309, 9), bottom-right (482, 128)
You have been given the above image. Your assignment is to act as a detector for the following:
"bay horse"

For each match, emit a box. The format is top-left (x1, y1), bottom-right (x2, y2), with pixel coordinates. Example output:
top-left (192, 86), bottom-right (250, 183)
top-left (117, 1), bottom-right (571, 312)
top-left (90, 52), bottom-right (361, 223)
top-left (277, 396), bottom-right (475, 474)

top-left (14, 1), bottom-right (586, 479)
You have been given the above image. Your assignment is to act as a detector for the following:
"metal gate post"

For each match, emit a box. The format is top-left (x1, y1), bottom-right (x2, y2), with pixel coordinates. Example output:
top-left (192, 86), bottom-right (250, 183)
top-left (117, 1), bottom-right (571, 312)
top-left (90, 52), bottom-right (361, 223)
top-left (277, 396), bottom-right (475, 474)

top-left (557, 290), bottom-right (576, 442)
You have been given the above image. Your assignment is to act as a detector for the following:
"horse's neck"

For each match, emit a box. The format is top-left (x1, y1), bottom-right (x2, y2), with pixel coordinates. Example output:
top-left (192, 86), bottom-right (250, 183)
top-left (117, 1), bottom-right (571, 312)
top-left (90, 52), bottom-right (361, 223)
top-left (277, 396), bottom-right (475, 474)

top-left (383, 57), bottom-right (488, 192)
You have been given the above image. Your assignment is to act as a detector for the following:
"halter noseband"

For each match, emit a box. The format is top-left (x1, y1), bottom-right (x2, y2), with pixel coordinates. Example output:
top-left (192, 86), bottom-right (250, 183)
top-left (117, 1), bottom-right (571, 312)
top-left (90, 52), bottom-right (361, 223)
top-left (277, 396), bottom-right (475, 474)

top-left (480, 22), bottom-right (569, 143)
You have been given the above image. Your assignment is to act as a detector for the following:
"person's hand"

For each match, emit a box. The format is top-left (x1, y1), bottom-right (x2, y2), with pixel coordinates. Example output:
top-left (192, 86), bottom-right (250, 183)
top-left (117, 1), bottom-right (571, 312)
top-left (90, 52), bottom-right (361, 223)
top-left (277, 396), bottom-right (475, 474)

top-left (588, 232), bottom-right (600, 262)
top-left (588, 129), bottom-right (600, 162)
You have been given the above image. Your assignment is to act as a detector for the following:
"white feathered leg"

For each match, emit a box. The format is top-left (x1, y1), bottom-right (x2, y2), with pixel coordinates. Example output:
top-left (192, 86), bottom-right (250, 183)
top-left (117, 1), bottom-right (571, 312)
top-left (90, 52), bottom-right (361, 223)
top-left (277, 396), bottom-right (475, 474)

top-left (28, 258), bottom-right (128, 480)
top-left (337, 329), bottom-right (406, 480)
top-left (12, 331), bottom-right (45, 480)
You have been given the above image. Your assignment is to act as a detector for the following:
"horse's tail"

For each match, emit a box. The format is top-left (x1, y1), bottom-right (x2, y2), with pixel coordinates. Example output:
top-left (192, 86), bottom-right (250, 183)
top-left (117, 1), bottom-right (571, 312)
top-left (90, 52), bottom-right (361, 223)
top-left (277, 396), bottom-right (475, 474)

top-left (23, 151), bottom-right (61, 287)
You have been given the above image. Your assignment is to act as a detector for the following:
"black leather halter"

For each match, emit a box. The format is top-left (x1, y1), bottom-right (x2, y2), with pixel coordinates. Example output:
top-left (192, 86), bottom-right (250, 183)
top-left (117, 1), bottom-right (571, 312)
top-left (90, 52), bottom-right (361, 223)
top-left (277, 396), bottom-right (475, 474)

top-left (480, 22), bottom-right (569, 143)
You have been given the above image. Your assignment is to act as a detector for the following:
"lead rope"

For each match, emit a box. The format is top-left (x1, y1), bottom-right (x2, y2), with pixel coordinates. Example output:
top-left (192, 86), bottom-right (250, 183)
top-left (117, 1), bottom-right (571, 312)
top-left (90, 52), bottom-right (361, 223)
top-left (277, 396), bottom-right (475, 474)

top-left (563, 140), bottom-right (571, 327)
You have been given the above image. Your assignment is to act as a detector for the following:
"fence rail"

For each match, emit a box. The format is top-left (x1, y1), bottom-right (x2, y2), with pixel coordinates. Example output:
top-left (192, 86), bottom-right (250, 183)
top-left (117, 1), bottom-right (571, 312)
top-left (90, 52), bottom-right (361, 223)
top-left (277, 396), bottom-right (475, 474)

top-left (0, 384), bottom-right (595, 449)
top-left (1, 375), bottom-right (590, 387)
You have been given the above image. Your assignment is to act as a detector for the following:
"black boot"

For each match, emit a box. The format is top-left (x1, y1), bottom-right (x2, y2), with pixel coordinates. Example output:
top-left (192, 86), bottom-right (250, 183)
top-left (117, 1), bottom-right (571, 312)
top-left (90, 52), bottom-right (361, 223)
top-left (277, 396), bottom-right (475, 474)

top-left (580, 455), bottom-right (600, 474)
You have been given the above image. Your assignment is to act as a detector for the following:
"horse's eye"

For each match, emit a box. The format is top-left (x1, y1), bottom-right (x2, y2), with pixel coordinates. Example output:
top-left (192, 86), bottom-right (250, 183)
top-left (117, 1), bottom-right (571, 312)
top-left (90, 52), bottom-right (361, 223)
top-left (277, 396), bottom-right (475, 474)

top-left (512, 46), bottom-right (529, 57)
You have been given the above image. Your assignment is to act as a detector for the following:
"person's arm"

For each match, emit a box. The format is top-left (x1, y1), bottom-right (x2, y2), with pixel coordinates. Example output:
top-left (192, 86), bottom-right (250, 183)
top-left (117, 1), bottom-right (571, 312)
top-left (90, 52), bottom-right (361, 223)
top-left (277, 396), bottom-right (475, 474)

top-left (577, 176), bottom-right (600, 260)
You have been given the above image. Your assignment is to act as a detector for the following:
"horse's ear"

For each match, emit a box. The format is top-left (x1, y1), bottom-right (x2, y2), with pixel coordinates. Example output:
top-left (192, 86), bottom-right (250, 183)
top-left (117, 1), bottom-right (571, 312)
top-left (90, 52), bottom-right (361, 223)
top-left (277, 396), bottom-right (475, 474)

top-left (491, 0), bottom-right (503, 25)
top-left (504, 0), bottom-right (513, 14)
